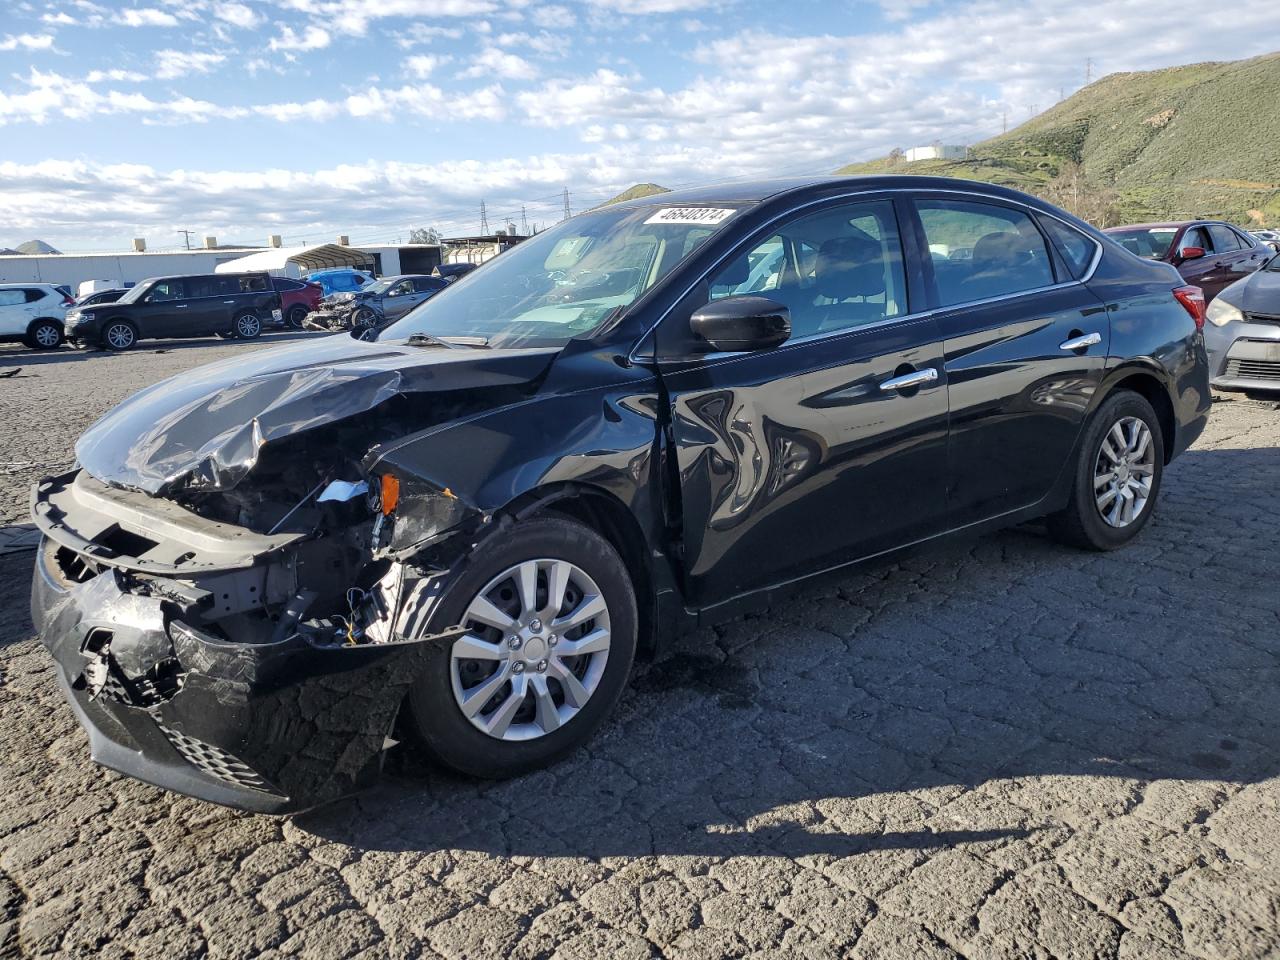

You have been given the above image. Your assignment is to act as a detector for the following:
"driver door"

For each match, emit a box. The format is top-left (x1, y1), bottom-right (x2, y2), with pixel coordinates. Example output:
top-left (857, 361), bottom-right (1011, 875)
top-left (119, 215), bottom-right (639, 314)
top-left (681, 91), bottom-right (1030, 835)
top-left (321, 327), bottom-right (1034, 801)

top-left (656, 196), bottom-right (949, 607)
top-left (138, 278), bottom-right (190, 337)
top-left (382, 279), bottom-right (419, 321)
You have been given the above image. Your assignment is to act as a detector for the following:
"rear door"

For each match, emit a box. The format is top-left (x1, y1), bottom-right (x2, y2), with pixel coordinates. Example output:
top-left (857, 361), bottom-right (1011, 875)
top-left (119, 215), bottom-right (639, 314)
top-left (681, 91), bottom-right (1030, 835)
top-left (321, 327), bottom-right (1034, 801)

top-left (0, 289), bottom-right (28, 336)
top-left (658, 196), bottom-right (950, 606)
top-left (182, 276), bottom-right (230, 334)
top-left (908, 195), bottom-right (1110, 527)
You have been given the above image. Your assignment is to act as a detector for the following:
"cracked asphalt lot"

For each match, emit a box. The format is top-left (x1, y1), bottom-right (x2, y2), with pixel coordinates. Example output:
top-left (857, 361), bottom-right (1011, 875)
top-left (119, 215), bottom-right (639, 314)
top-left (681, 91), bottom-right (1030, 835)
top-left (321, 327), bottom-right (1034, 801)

top-left (1, 337), bottom-right (1279, 959)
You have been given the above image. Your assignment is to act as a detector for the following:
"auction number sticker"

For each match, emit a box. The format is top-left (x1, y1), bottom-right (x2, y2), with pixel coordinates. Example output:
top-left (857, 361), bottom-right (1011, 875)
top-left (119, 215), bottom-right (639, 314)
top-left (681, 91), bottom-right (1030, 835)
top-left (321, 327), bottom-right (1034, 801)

top-left (644, 207), bottom-right (737, 225)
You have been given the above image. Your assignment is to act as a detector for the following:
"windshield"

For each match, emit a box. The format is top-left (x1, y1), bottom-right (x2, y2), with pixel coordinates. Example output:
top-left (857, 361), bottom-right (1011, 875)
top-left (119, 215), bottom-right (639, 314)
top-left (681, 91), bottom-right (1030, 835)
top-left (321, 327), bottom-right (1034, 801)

top-left (382, 203), bottom-right (750, 347)
top-left (116, 279), bottom-right (158, 304)
top-left (363, 278), bottom-right (396, 295)
top-left (1107, 227), bottom-right (1178, 260)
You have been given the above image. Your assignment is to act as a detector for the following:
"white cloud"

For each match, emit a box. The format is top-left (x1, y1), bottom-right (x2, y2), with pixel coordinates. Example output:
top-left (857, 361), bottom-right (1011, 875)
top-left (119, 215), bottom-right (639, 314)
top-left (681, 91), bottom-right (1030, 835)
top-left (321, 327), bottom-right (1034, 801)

top-left (496, 30), bottom-right (569, 56)
top-left (393, 23), bottom-right (464, 47)
top-left (404, 54), bottom-right (444, 78)
top-left (0, 34), bottom-right (56, 51)
top-left (463, 47), bottom-right (536, 80)
top-left (85, 69), bottom-right (148, 82)
top-left (41, 13), bottom-right (78, 26)
top-left (213, 2), bottom-right (261, 27)
top-left (268, 24), bottom-right (330, 51)
top-left (530, 4), bottom-right (575, 27)
top-left (580, 0), bottom-right (718, 11)
top-left (120, 8), bottom-right (179, 26)
top-left (0, 69), bottom-right (236, 125)
top-left (154, 50), bottom-right (226, 80)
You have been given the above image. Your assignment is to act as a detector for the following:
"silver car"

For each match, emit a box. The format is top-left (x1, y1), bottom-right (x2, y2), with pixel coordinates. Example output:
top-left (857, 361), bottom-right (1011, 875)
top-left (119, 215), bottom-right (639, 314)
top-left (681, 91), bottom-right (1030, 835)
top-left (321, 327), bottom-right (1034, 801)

top-left (1204, 254), bottom-right (1280, 396)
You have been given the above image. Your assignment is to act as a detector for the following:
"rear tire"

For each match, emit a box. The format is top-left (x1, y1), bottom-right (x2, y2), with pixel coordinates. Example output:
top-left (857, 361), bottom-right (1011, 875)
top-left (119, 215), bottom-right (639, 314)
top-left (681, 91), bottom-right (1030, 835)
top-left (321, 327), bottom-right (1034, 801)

top-left (25, 319), bottom-right (63, 350)
top-left (233, 312), bottom-right (262, 339)
top-left (286, 305), bottom-right (308, 329)
top-left (101, 319), bottom-right (138, 352)
top-left (1047, 390), bottom-right (1164, 551)
top-left (403, 516), bottom-right (637, 779)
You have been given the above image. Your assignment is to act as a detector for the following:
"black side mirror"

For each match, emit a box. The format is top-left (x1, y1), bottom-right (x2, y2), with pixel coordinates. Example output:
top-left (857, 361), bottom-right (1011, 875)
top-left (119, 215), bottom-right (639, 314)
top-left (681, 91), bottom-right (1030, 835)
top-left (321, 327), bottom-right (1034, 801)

top-left (689, 295), bottom-right (790, 352)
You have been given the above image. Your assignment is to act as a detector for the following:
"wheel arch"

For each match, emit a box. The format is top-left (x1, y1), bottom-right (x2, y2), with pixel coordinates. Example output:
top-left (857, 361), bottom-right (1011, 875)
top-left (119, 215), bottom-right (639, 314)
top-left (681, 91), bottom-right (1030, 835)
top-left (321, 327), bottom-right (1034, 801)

top-left (1096, 363), bottom-right (1177, 463)
top-left (504, 482), bottom-right (659, 659)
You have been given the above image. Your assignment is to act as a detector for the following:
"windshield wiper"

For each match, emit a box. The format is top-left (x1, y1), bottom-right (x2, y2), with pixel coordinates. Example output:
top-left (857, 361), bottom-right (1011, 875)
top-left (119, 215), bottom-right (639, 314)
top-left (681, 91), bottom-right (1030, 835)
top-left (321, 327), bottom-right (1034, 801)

top-left (404, 332), bottom-right (455, 348)
top-left (442, 336), bottom-right (491, 348)
top-left (404, 333), bottom-right (491, 349)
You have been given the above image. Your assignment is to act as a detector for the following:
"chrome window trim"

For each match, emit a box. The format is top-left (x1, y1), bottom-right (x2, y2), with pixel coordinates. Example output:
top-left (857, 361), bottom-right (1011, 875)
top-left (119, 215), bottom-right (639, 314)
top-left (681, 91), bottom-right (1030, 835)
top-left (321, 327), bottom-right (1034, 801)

top-left (633, 185), bottom-right (1103, 364)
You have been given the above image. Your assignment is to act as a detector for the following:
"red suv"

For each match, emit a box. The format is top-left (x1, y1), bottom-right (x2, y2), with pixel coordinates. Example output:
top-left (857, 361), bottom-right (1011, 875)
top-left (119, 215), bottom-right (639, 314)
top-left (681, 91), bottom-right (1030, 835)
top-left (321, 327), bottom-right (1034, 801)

top-left (1104, 220), bottom-right (1271, 302)
top-left (270, 277), bottom-right (323, 328)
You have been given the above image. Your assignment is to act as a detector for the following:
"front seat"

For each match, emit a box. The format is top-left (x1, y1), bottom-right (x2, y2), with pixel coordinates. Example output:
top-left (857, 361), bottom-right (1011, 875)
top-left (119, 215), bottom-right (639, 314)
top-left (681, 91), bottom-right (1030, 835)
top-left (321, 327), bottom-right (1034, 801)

top-left (805, 235), bottom-right (887, 335)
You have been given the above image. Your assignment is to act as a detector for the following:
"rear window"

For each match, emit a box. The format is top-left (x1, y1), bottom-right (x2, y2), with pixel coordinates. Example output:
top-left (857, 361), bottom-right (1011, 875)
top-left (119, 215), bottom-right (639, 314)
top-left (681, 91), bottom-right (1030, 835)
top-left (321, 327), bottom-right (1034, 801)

top-left (24, 289), bottom-right (47, 303)
top-left (272, 277), bottom-right (305, 291)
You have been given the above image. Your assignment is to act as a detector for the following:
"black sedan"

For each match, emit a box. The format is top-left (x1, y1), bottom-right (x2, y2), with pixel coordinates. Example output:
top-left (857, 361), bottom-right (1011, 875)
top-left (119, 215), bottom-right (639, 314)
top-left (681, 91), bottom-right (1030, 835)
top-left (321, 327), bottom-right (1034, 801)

top-left (30, 176), bottom-right (1211, 812)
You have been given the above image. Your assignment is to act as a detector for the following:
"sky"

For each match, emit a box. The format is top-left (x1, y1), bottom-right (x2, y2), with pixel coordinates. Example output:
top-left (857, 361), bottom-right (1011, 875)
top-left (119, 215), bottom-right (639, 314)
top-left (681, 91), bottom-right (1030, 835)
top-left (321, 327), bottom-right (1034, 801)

top-left (1, 0), bottom-right (1278, 252)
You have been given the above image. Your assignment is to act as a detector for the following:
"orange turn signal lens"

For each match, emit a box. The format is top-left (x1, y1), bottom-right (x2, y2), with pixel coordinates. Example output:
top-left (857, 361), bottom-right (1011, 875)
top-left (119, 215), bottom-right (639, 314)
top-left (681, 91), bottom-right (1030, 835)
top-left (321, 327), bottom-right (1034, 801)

top-left (379, 474), bottom-right (400, 515)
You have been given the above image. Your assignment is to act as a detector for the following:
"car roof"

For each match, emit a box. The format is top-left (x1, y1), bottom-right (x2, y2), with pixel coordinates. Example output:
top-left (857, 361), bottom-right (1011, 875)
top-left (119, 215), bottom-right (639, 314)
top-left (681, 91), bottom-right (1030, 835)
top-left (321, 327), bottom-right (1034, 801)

top-left (605, 174), bottom-right (1066, 210)
top-left (0, 282), bottom-right (58, 290)
top-left (1105, 220), bottom-right (1244, 231)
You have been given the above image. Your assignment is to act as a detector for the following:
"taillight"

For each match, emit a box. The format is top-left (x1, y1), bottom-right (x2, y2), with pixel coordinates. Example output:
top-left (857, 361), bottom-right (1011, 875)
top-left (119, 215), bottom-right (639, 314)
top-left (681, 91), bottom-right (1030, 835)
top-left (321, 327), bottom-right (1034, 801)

top-left (62, 296), bottom-right (74, 306)
top-left (1173, 285), bottom-right (1206, 330)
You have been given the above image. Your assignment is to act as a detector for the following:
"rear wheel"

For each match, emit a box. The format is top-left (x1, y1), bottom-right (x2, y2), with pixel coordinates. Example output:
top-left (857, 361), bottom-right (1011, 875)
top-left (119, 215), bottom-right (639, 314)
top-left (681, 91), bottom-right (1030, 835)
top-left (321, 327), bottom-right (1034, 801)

top-left (102, 320), bottom-right (137, 351)
top-left (286, 304), bottom-right (308, 329)
top-left (1047, 390), bottom-right (1164, 550)
top-left (233, 312), bottom-right (262, 339)
top-left (25, 319), bottom-right (63, 350)
top-left (403, 516), bottom-right (637, 778)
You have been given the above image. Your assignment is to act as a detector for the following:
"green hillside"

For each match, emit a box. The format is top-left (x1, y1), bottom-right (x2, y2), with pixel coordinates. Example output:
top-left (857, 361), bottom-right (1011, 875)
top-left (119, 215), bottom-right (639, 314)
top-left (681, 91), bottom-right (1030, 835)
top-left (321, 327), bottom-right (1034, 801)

top-left (837, 52), bottom-right (1280, 227)
top-left (595, 183), bottom-right (671, 207)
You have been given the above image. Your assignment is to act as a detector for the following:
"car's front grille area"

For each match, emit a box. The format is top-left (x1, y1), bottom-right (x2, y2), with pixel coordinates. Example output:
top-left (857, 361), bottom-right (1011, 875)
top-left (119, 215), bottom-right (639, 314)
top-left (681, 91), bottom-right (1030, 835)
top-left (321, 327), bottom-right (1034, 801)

top-left (152, 717), bottom-right (276, 793)
top-left (1245, 312), bottom-right (1280, 326)
top-left (1224, 358), bottom-right (1280, 381)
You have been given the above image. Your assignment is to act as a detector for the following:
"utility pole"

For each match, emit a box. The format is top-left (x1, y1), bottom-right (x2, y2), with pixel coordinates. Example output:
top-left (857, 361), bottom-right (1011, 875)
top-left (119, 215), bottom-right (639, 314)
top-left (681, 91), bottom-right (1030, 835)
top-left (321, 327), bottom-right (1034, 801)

top-left (562, 187), bottom-right (571, 221)
top-left (520, 205), bottom-right (528, 235)
top-left (1029, 103), bottom-right (1038, 118)
top-left (479, 200), bottom-right (489, 235)
top-left (177, 229), bottom-right (193, 250)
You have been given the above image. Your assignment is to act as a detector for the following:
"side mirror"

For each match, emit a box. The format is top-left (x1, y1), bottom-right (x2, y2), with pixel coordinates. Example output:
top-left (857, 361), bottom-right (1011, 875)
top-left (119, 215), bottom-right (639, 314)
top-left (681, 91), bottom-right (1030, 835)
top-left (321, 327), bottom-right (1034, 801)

top-left (689, 295), bottom-right (790, 352)
top-left (1178, 246), bottom-right (1205, 261)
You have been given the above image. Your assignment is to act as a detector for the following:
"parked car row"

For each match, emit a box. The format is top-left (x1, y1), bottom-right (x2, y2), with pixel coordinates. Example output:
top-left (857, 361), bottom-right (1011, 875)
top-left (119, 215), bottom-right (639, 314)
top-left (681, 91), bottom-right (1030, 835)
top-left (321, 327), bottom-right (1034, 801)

top-left (304, 274), bottom-right (449, 331)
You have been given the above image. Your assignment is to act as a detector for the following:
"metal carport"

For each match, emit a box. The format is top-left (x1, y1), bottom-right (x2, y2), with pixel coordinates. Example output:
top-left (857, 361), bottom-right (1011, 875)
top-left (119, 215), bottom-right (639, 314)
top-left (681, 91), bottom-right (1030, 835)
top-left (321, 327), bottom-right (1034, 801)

top-left (214, 244), bottom-right (375, 278)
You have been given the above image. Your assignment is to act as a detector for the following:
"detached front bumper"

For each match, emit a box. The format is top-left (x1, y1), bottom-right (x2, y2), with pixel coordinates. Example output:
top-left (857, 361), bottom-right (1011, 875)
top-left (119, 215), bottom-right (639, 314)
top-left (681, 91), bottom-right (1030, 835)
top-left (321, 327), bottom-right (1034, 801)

top-left (29, 471), bottom-right (453, 814)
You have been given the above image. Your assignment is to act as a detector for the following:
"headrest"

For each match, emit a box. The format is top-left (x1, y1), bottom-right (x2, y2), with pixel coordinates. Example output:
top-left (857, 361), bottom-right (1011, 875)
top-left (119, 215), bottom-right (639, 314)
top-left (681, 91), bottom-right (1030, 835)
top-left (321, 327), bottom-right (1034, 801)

top-left (716, 253), bottom-right (750, 287)
top-left (971, 231), bottom-right (1027, 272)
top-left (813, 235), bottom-right (885, 299)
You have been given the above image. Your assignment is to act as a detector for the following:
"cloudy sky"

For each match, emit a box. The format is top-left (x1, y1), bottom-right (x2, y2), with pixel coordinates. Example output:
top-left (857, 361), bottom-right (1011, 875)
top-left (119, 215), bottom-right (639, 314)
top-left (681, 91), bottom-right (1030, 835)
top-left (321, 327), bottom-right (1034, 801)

top-left (2, 0), bottom-right (1278, 251)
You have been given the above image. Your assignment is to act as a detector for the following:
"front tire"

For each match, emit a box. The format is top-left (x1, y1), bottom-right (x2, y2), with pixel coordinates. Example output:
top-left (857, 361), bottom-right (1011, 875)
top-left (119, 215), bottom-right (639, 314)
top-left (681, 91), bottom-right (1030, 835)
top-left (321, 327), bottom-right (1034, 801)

top-left (1047, 390), bottom-right (1165, 551)
top-left (101, 319), bottom-right (138, 351)
top-left (25, 319), bottom-right (64, 350)
top-left (403, 516), bottom-right (637, 779)
top-left (286, 305), bottom-right (308, 329)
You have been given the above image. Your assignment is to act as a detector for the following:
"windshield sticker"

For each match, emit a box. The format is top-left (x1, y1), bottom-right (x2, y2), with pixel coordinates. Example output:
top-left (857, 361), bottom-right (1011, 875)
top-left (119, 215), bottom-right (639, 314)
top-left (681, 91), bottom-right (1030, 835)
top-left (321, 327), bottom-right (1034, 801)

top-left (644, 207), bottom-right (737, 226)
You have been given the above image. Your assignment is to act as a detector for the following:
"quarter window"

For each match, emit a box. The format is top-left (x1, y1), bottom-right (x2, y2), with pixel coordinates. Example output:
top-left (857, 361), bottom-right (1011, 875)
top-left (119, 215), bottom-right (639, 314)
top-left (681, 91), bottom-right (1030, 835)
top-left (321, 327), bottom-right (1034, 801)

top-left (1040, 216), bottom-right (1096, 279)
top-left (707, 199), bottom-right (908, 339)
top-left (916, 200), bottom-right (1055, 307)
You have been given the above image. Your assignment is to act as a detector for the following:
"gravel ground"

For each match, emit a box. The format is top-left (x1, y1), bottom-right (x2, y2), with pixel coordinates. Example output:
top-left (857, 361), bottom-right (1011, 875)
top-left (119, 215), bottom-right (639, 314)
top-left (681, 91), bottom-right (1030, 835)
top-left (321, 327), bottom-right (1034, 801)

top-left (1, 337), bottom-right (1278, 959)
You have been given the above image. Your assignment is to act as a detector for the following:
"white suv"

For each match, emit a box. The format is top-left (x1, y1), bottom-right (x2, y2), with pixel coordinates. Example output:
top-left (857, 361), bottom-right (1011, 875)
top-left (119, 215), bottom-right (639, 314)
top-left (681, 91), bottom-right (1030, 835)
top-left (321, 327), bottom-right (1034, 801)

top-left (0, 283), bottom-right (71, 350)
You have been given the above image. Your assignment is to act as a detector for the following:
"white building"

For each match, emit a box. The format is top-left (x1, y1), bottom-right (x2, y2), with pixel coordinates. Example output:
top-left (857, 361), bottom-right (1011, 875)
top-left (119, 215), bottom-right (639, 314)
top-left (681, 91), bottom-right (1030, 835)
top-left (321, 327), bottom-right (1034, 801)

top-left (0, 239), bottom-right (445, 292)
top-left (904, 144), bottom-right (969, 162)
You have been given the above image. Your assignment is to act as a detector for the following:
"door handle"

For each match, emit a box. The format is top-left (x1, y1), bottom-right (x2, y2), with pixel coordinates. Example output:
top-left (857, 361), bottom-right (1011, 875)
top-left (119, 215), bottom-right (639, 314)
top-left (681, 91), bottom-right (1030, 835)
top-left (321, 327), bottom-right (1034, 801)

top-left (223, 300), bottom-right (236, 304)
top-left (879, 367), bottom-right (938, 392)
top-left (175, 304), bottom-right (188, 309)
top-left (1059, 331), bottom-right (1101, 351)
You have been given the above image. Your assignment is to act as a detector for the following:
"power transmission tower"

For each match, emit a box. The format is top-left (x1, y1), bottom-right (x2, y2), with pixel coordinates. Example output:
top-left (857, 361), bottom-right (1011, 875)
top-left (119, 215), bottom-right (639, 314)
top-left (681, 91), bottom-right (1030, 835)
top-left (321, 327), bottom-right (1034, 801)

top-left (480, 200), bottom-right (490, 235)
top-left (520, 205), bottom-right (528, 235)
top-left (1002, 110), bottom-right (1007, 133)
top-left (1085, 58), bottom-right (1094, 84)
top-left (177, 229), bottom-right (193, 250)
top-left (562, 187), bottom-right (571, 220)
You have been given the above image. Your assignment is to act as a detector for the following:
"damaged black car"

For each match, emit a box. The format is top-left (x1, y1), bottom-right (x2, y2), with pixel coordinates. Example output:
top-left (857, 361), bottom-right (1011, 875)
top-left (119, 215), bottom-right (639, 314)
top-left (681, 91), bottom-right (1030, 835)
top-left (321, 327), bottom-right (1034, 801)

top-left (31, 176), bottom-right (1211, 813)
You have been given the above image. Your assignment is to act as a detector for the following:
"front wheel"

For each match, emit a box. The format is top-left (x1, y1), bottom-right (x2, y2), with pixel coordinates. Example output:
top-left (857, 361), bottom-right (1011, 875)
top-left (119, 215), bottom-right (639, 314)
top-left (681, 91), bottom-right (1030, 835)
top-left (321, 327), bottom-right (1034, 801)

top-left (1047, 390), bottom-right (1165, 551)
top-left (403, 516), bottom-right (637, 778)
top-left (25, 319), bottom-right (64, 350)
top-left (286, 305), bottom-right (309, 329)
top-left (351, 308), bottom-right (376, 330)
top-left (101, 320), bottom-right (138, 351)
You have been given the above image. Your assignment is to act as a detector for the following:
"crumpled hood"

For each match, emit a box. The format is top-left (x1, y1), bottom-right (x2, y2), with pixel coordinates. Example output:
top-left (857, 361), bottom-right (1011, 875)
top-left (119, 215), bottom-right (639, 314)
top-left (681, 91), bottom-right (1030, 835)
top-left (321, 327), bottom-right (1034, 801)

top-left (76, 334), bottom-right (557, 496)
